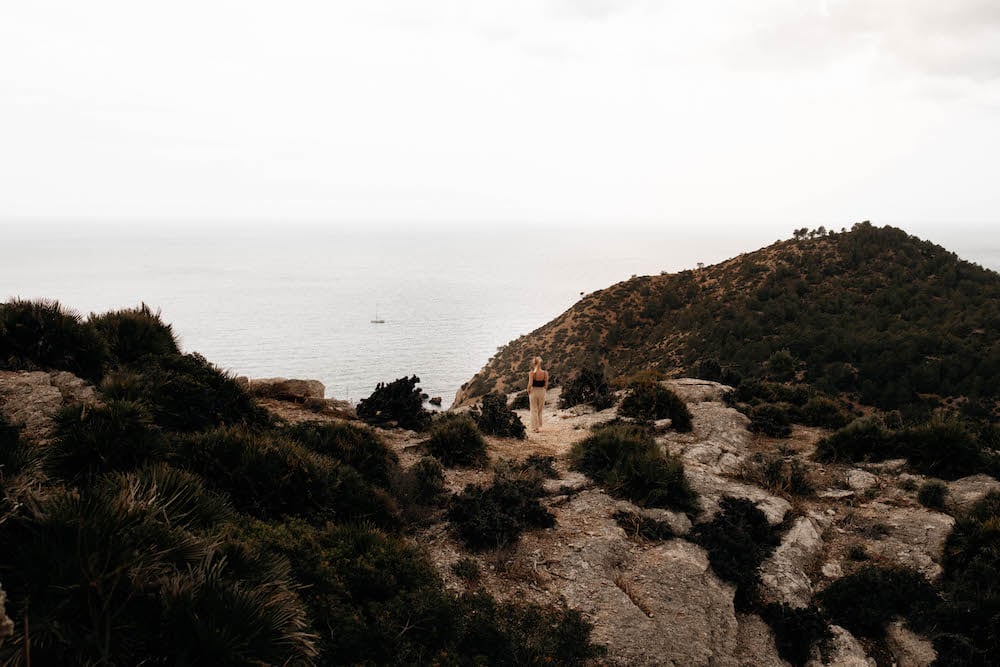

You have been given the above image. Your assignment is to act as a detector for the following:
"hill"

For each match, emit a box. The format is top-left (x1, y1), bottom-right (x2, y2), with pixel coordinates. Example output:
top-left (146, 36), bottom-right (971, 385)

top-left (454, 222), bottom-right (1000, 414)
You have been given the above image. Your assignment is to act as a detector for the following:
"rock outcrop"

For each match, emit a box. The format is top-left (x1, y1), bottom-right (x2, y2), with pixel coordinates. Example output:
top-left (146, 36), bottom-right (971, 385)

top-left (244, 377), bottom-right (326, 401)
top-left (0, 370), bottom-right (98, 442)
top-left (760, 515), bottom-right (826, 608)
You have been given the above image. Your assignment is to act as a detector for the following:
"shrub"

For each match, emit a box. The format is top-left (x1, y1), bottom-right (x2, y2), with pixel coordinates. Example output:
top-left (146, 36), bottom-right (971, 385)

top-left (759, 603), bottom-right (832, 667)
top-left (50, 400), bottom-right (166, 483)
top-left (748, 403), bottom-right (792, 438)
top-left (470, 392), bottom-right (526, 439)
top-left (817, 565), bottom-right (939, 638)
top-left (509, 390), bottom-right (530, 410)
top-left (559, 367), bottom-right (614, 410)
top-left (918, 480), bottom-right (949, 510)
top-left (618, 381), bottom-right (693, 431)
top-left (426, 414), bottom-right (487, 467)
top-left (893, 419), bottom-right (984, 480)
top-left (814, 417), bottom-right (894, 463)
top-left (518, 454), bottom-right (558, 478)
top-left (107, 352), bottom-right (269, 432)
top-left (171, 427), bottom-right (398, 526)
top-left (0, 298), bottom-right (108, 382)
top-left (569, 425), bottom-right (698, 513)
top-left (393, 456), bottom-right (448, 512)
top-left (739, 453), bottom-right (814, 497)
top-left (281, 420), bottom-right (397, 486)
top-left (800, 396), bottom-right (851, 429)
top-left (691, 497), bottom-right (779, 611)
top-left (356, 375), bottom-right (431, 431)
top-left (612, 510), bottom-right (675, 541)
top-left (451, 557), bottom-right (481, 583)
top-left (448, 476), bottom-right (555, 550)
top-left (848, 544), bottom-right (869, 561)
top-left (89, 304), bottom-right (179, 365)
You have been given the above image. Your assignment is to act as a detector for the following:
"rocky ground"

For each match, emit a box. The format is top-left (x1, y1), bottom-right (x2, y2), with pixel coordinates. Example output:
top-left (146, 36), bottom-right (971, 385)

top-left (3, 370), bottom-right (999, 665)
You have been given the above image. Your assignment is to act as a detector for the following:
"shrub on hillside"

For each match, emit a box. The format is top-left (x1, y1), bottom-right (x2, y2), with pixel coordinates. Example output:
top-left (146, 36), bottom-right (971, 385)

top-left (893, 419), bottom-right (984, 480)
top-left (50, 400), bottom-right (166, 483)
top-left (0, 298), bottom-right (108, 382)
top-left (509, 390), bottom-right (530, 410)
top-left (759, 603), bottom-right (832, 667)
top-left (612, 510), bottom-right (675, 541)
top-left (89, 304), bottom-right (179, 365)
top-left (559, 367), bottom-right (614, 410)
top-left (426, 414), bottom-right (487, 467)
top-left (281, 420), bottom-right (397, 486)
top-left (470, 392), bottom-right (526, 439)
top-left (447, 474), bottom-right (555, 550)
top-left (397, 456), bottom-right (447, 506)
top-left (102, 353), bottom-right (270, 432)
top-left (691, 497), bottom-right (780, 611)
top-left (800, 396), bottom-right (851, 429)
top-left (817, 565), bottom-right (939, 638)
top-left (739, 452), bottom-right (814, 497)
top-left (171, 427), bottom-right (398, 526)
top-left (569, 425), bottom-right (698, 513)
top-left (748, 403), bottom-right (793, 438)
top-left (917, 480), bottom-right (948, 510)
top-left (619, 380), bottom-right (693, 431)
top-left (357, 375), bottom-right (431, 431)
top-left (814, 417), bottom-right (894, 463)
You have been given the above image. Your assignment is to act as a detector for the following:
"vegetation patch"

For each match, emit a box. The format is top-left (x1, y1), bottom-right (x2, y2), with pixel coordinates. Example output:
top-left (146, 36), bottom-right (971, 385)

top-left (739, 452), bottom-right (814, 497)
top-left (447, 474), bottom-right (555, 550)
top-left (280, 419), bottom-right (397, 486)
top-left (618, 380), bottom-right (693, 431)
top-left (0, 298), bottom-right (108, 382)
top-left (356, 375), bottom-right (432, 431)
top-left (559, 367), bottom-right (614, 410)
top-left (759, 602), bottom-right (832, 667)
top-left (89, 303), bottom-right (179, 365)
top-left (747, 403), bottom-right (793, 438)
top-left (470, 392), bottom-right (526, 439)
top-left (612, 510), bottom-right (675, 541)
top-left (817, 565), bottom-right (939, 638)
top-left (569, 425), bottom-right (699, 513)
top-left (917, 480), bottom-right (948, 510)
top-left (426, 414), bottom-right (488, 467)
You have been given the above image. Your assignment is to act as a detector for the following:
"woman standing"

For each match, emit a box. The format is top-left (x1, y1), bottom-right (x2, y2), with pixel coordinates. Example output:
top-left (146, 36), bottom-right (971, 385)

top-left (527, 356), bottom-right (548, 433)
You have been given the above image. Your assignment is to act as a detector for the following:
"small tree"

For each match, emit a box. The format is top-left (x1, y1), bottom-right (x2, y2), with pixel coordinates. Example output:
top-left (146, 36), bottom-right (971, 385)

top-left (357, 375), bottom-right (431, 431)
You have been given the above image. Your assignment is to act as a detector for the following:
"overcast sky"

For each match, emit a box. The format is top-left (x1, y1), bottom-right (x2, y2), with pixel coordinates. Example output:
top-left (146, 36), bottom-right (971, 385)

top-left (2, 1), bottom-right (1000, 232)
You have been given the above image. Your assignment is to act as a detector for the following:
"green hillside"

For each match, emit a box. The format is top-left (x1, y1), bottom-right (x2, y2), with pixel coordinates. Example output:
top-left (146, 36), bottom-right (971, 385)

top-left (456, 222), bottom-right (1000, 415)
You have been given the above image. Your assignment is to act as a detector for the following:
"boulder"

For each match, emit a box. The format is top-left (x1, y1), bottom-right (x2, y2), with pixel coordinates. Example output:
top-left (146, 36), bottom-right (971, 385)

top-left (946, 474), bottom-right (1000, 514)
top-left (863, 506), bottom-right (954, 579)
top-left (735, 613), bottom-right (791, 667)
top-left (686, 467), bottom-right (791, 526)
top-left (760, 516), bottom-right (824, 608)
top-left (845, 469), bottom-right (878, 492)
top-left (807, 625), bottom-right (874, 667)
top-left (885, 621), bottom-right (936, 667)
top-left (0, 370), bottom-right (98, 443)
top-left (247, 377), bottom-right (325, 401)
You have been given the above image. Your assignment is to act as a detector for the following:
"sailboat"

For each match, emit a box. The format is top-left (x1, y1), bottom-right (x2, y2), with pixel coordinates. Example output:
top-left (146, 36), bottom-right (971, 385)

top-left (371, 303), bottom-right (385, 324)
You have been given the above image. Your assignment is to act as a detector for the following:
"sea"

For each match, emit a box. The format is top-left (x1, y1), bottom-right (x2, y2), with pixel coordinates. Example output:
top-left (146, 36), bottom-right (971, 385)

top-left (3, 223), bottom-right (999, 406)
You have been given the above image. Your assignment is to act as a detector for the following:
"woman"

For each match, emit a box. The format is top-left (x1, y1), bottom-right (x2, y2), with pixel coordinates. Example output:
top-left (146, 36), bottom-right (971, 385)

top-left (527, 356), bottom-right (548, 433)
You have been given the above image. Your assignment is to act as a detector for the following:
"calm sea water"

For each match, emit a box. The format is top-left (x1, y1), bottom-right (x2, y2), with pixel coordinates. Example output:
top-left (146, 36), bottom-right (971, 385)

top-left (3, 223), bottom-right (998, 405)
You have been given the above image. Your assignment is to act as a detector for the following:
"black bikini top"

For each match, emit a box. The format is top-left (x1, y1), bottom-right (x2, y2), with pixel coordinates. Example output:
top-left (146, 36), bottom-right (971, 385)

top-left (531, 371), bottom-right (546, 387)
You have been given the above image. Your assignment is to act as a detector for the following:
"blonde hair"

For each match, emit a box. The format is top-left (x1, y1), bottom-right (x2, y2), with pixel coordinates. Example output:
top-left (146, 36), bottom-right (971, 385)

top-left (532, 356), bottom-right (542, 369)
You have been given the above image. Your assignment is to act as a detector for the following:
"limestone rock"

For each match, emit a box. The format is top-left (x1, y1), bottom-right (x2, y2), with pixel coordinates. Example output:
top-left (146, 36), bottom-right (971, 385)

top-left (946, 474), bottom-right (1000, 514)
top-left (0, 582), bottom-right (12, 646)
top-left (760, 516), bottom-right (824, 608)
top-left (686, 467), bottom-right (791, 526)
top-left (845, 469), bottom-right (878, 492)
top-left (863, 506), bottom-right (954, 579)
top-left (665, 378), bottom-right (733, 404)
top-left (0, 370), bottom-right (98, 443)
top-left (638, 506), bottom-right (693, 536)
top-left (247, 377), bottom-right (326, 401)
top-left (807, 625), bottom-right (874, 667)
top-left (735, 613), bottom-right (791, 667)
top-left (885, 621), bottom-right (936, 667)
top-left (821, 561), bottom-right (843, 579)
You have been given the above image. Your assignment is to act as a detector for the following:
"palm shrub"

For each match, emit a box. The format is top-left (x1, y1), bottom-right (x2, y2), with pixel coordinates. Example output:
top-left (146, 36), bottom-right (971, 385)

top-left (0, 298), bottom-right (108, 382)
top-left (49, 400), bottom-right (166, 483)
top-left (619, 380), bottom-right (693, 431)
top-left (569, 425), bottom-right (698, 513)
top-left (470, 392), bottom-right (526, 439)
top-left (817, 565), bottom-right (939, 638)
top-left (690, 497), bottom-right (780, 611)
top-left (426, 414), bottom-right (488, 467)
top-left (89, 303), bottom-right (179, 365)
top-left (559, 367), bottom-right (614, 410)
top-left (357, 375), bottom-right (431, 431)
top-left (171, 427), bottom-right (398, 526)
top-left (281, 420), bottom-right (398, 486)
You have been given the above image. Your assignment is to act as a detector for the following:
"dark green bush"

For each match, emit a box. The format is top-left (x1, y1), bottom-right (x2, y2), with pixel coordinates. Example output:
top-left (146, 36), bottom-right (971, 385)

top-left (748, 403), bottom-right (793, 438)
top-left (759, 602), bottom-right (832, 667)
top-left (0, 298), bottom-right (108, 382)
top-left (89, 303), bottom-right (179, 365)
top-left (509, 390), bottom-right (530, 410)
top-left (426, 414), bottom-right (487, 467)
top-left (893, 419), bottom-right (983, 480)
top-left (559, 367), bottom-right (614, 410)
top-left (393, 456), bottom-right (448, 514)
top-left (171, 427), bottom-right (398, 526)
top-left (470, 392), bottom-right (526, 439)
top-left (105, 352), bottom-right (270, 432)
top-left (800, 396), bottom-right (851, 429)
top-left (281, 419), bottom-right (397, 486)
top-left (814, 417), bottom-right (894, 463)
top-left (619, 381), bottom-right (693, 431)
top-left (691, 497), bottom-right (779, 611)
top-left (448, 475), bottom-right (555, 550)
top-left (817, 565), bottom-right (939, 638)
top-left (918, 480), bottom-right (949, 510)
top-left (356, 375), bottom-right (431, 431)
top-left (740, 452), bottom-right (814, 497)
top-left (50, 400), bottom-right (166, 483)
top-left (569, 425), bottom-right (699, 513)
top-left (612, 510), bottom-right (674, 541)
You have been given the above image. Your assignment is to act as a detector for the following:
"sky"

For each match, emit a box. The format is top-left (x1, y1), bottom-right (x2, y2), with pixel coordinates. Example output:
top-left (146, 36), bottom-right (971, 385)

top-left (2, 1), bottom-right (1000, 234)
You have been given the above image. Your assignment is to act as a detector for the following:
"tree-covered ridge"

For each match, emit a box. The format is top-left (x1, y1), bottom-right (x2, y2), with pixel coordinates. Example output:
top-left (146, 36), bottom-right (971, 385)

top-left (456, 223), bottom-right (1000, 413)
